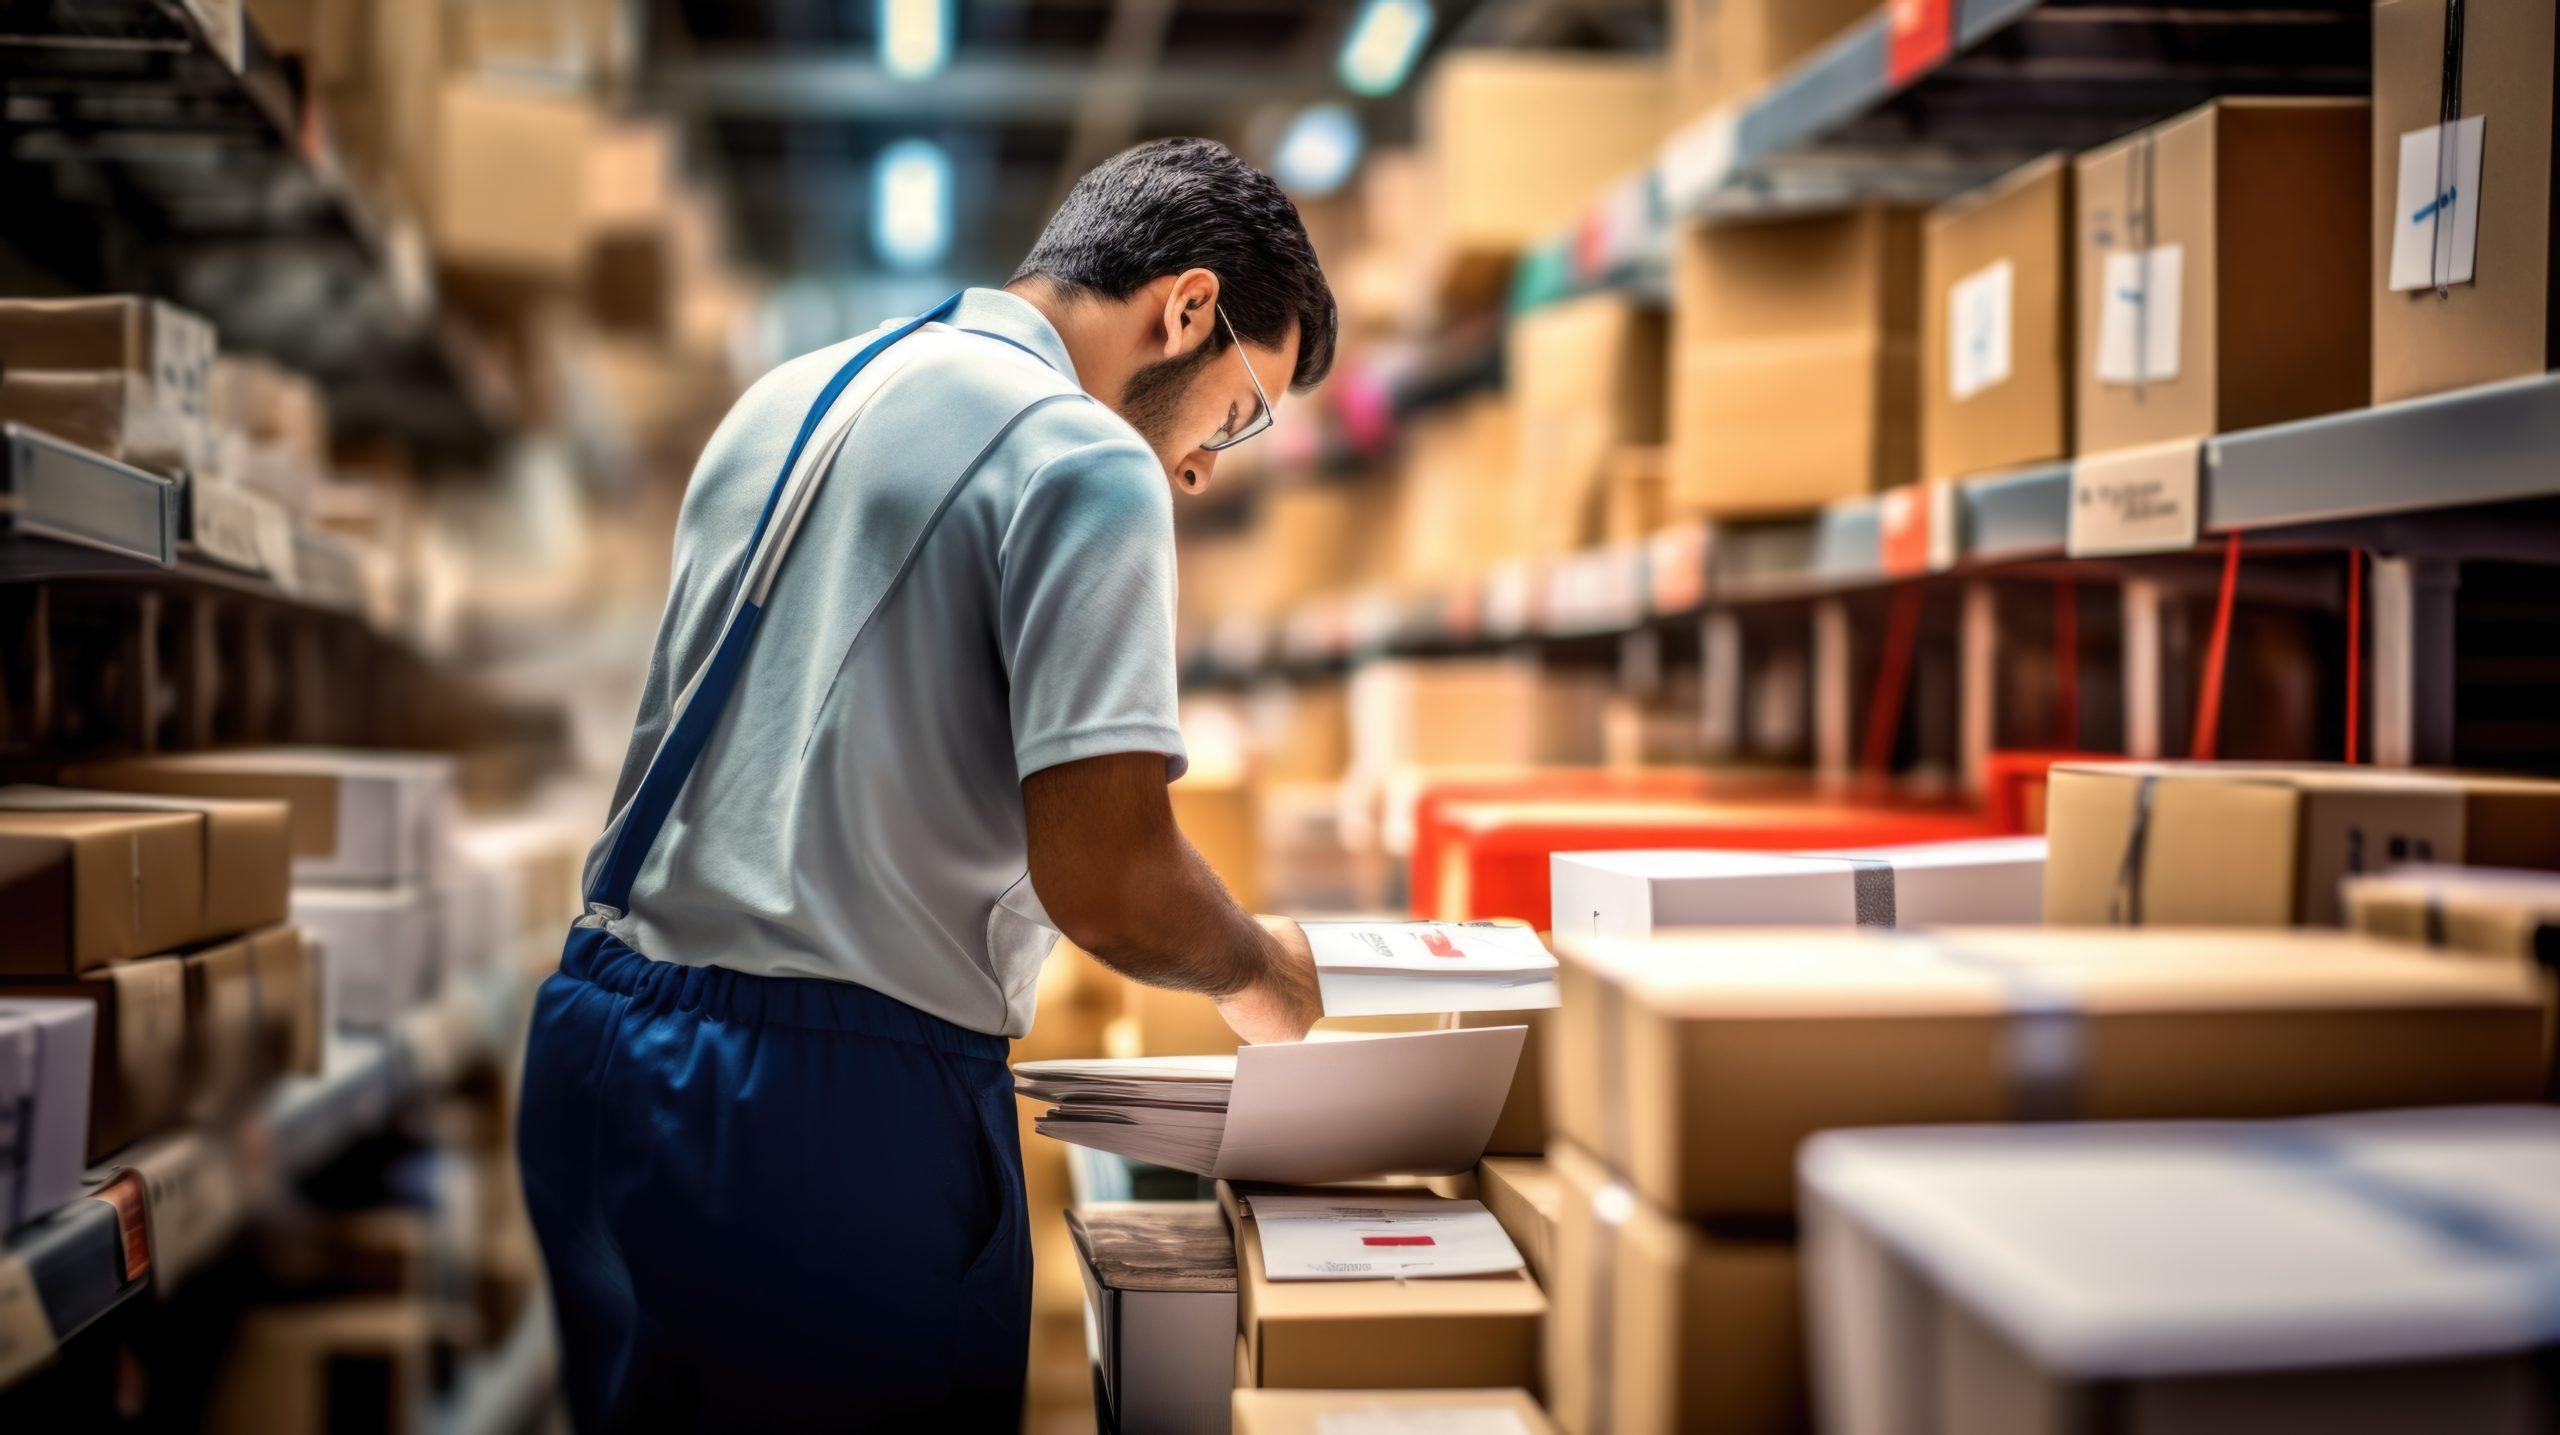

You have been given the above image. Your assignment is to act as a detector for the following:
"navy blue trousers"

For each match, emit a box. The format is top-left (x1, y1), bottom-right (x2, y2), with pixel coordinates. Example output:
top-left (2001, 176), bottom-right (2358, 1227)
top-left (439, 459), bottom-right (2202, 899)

top-left (518, 927), bottom-right (1030, 1433)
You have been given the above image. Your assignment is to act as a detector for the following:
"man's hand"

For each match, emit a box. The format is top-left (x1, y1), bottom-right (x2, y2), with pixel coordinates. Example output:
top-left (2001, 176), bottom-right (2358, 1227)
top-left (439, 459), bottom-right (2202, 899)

top-left (1215, 916), bottom-right (1322, 1044)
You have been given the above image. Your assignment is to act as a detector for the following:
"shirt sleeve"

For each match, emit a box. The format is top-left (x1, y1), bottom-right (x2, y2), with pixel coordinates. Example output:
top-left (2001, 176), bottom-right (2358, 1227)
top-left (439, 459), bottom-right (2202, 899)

top-left (998, 435), bottom-right (1189, 783)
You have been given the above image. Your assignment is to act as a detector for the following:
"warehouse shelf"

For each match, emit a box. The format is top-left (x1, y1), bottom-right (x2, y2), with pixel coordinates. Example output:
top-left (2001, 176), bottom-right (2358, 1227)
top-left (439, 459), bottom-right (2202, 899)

top-left (0, 0), bottom-right (508, 458)
top-left (1, 974), bottom-right (514, 1393)
top-left (0, 425), bottom-right (181, 569)
top-left (1183, 376), bottom-right (2560, 683)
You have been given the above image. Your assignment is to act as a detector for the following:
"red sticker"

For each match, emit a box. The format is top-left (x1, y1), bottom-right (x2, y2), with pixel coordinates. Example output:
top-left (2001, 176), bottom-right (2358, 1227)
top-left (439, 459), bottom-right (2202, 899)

top-left (1361, 1235), bottom-right (1436, 1247)
top-left (1886, 0), bottom-right (1954, 87)
top-left (1419, 929), bottom-right (1464, 959)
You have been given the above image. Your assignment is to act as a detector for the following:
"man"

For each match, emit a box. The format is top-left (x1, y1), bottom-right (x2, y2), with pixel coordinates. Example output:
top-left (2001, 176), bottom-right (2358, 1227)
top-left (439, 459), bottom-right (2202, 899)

top-left (518, 138), bottom-right (1336, 1431)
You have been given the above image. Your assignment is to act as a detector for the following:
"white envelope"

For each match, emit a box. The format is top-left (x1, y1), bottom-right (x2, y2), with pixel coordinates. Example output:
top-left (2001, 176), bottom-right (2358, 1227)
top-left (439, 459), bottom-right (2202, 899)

top-left (1215, 1025), bottom-right (1526, 1183)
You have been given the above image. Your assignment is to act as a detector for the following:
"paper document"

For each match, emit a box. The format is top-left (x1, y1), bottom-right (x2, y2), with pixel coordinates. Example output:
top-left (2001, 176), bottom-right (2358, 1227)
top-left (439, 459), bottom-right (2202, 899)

top-left (2389, 117), bottom-right (2484, 292)
top-left (1017, 1025), bottom-right (1527, 1184)
top-left (1303, 920), bottom-right (1562, 1018)
top-left (1250, 1194), bottom-right (1525, 1280)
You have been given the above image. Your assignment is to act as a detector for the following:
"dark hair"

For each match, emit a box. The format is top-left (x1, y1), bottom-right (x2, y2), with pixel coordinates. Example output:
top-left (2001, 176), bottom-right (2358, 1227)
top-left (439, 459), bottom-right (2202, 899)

top-left (1012, 137), bottom-right (1338, 392)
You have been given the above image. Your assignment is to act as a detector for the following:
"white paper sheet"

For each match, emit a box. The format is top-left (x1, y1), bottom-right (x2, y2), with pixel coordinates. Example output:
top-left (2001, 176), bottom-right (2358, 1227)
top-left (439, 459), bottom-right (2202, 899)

top-left (1948, 257), bottom-right (2014, 400)
top-left (1250, 1194), bottom-right (1525, 1280)
top-left (2389, 116), bottom-right (2485, 292)
top-left (1215, 1025), bottom-right (1526, 1183)
top-left (2094, 245), bottom-right (2182, 384)
top-left (1315, 969), bottom-right (1561, 1018)
top-left (1303, 920), bottom-right (1557, 974)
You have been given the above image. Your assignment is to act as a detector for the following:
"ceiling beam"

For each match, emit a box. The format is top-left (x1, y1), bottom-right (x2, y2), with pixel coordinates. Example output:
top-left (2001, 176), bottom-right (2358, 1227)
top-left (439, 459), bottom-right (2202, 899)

top-left (647, 51), bottom-right (1332, 122)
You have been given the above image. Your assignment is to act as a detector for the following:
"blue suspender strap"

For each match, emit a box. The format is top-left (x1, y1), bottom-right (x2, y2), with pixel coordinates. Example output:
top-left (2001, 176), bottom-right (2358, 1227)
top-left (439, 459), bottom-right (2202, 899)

top-left (585, 293), bottom-right (962, 915)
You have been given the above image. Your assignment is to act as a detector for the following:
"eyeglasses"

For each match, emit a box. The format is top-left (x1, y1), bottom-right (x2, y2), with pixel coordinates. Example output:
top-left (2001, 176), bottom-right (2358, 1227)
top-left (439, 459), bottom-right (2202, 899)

top-left (1198, 305), bottom-right (1276, 452)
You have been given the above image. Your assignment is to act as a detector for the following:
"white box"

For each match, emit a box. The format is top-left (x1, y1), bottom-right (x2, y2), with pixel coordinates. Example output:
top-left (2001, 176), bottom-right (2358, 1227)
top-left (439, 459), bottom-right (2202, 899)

top-left (1069, 1203), bottom-right (1236, 1435)
top-left (292, 885), bottom-right (437, 1030)
top-left (1802, 1106), bottom-right (2560, 1435)
top-left (0, 998), bottom-right (95, 1230)
top-left (1550, 835), bottom-right (2046, 941)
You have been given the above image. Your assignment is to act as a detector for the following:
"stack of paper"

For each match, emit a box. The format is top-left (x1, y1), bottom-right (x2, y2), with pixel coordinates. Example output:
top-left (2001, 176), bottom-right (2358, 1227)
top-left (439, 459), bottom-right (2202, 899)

top-left (1018, 1025), bottom-right (1528, 1185)
top-left (1304, 919), bottom-right (1561, 1017)
top-left (1249, 1194), bottom-right (1526, 1280)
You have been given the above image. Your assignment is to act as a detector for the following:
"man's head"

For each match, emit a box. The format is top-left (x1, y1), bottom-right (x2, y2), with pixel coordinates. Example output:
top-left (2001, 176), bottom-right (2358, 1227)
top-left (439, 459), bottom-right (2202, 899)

top-left (1008, 138), bottom-right (1337, 493)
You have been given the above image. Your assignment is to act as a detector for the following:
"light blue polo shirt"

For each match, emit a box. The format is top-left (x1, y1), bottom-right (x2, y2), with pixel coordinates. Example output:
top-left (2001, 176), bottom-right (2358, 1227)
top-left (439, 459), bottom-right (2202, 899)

top-left (587, 288), bottom-right (1185, 1037)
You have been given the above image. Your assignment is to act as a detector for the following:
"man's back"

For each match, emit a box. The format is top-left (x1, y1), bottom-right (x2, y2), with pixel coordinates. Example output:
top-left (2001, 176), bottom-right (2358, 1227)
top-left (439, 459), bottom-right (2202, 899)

top-left (587, 288), bottom-right (1186, 1037)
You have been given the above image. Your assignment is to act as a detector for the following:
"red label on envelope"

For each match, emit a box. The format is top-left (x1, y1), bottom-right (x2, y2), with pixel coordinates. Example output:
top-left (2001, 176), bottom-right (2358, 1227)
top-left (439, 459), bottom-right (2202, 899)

top-left (1361, 1235), bottom-right (1437, 1247)
top-left (1886, 0), bottom-right (1953, 86)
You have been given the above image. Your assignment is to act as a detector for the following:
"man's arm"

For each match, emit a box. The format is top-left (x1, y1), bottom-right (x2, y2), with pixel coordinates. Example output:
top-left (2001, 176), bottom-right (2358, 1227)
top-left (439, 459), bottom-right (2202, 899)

top-left (1024, 752), bottom-right (1321, 1044)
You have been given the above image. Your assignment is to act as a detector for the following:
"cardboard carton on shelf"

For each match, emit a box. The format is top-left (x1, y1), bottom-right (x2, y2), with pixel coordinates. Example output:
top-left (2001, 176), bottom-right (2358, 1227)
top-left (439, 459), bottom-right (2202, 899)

top-left (0, 295), bottom-right (215, 466)
top-left (294, 885), bottom-right (438, 1032)
top-left (63, 748), bottom-right (458, 887)
top-left (1547, 926), bottom-right (2546, 1220)
top-left (1393, 397), bottom-right (1531, 590)
top-left (181, 937), bottom-right (262, 1116)
top-left (0, 997), bottom-right (94, 1231)
top-left (1475, 1155), bottom-right (1562, 1285)
top-left (1802, 1107), bottom-right (2560, 1435)
top-left (1552, 836), bottom-right (2048, 938)
top-left (1547, 1143), bottom-right (1804, 1435)
top-left (1248, 679), bottom-right (1350, 785)
top-left (2041, 762), bottom-right (2560, 928)
top-left (0, 786), bottom-right (291, 946)
top-left (1423, 52), bottom-right (1669, 262)
top-left (0, 809), bottom-right (205, 974)
top-left (207, 1296), bottom-right (450, 1435)
top-left (1508, 294), bottom-right (1668, 552)
top-left (1350, 659), bottom-right (1610, 780)
top-left (1233, 1388), bottom-right (1559, 1435)
top-left (1666, 0), bottom-right (1876, 122)
top-left (1923, 154), bottom-right (2075, 483)
top-left (2074, 99), bottom-right (2370, 454)
top-left (1221, 1180), bottom-right (1546, 1392)
top-left (0, 370), bottom-right (203, 478)
top-left (1071, 1202), bottom-right (1239, 1435)
top-left (1427, 797), bottom-right (1992, 930)
top-left (0, 956), bottom-right (187, 1162)
top-left (427, 80), bottom-right (599, 281)
top-left (2371, 0), bottom-right (2560, 403)
top-left (245, 923), bottom-right (325, 1079)
top-left (2346, 864), bottom-right (2560, 1092)
top-left (1670, 206), bottom-right (1924, 516)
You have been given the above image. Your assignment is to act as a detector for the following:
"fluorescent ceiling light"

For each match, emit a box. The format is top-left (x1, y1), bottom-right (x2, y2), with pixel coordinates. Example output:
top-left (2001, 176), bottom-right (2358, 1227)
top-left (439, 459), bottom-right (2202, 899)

top-left (879, 0), bottom-right (951, 80)
top-left (874, 139), bottom-right (951, 270)
top-left (1339, 0), bottom-right (1431, 97)
top-left (1274, 103), bottom-right (1363, 197)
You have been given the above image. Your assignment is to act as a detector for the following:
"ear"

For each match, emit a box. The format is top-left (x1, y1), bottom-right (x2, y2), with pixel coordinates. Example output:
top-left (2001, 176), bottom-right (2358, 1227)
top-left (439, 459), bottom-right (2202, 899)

top-left (1155, 268), bottom-right (1222, 359)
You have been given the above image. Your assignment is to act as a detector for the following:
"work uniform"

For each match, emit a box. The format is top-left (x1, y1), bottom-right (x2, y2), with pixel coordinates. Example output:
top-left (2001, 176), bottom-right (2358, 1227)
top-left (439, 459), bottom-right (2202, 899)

top-left (518, 289), bottom-right (1185, 1432)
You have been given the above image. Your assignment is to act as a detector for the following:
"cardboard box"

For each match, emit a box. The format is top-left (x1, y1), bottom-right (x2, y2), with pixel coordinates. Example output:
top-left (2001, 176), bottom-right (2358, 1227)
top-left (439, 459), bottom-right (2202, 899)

top-left (245, 924), bottom-right (324, 1078)
top-left (1923, 155), bottom-right (2075, 482)
top-left (1547, 1143), bottom-right (1804, 1435)
top-left (1475, 1156), bottom-right (1561, 1286)
top-left (1350, 660), bottom-right (1610, 780)
top-left (181, 938), bottom-right (261, 1114)
top-left (0, 957), bottom-right (187, 1161)
top-left (65, 748), bottom-right (457, 886)
top-left (0, 810), bottom-right (205, 973)
top-left (0, 370), bottom-right (203, 476)
top-left (2371, 0), bottom-right (2560, 403)
top-left (1552, 836), bottom-right (2047, 938)
top-left (0, 296), bottom-right (214, 450)
top-left (208, 1297), bottom-right (443, 1435)
top-left (427, 81), bottom-right (599, 279)
top-left (1548, 927), bottom-right (2546, 1219)
top-left (0, 786), bottom-right (291, 944)
top-left (1233, 1388), bottom-right (1558, 1435)
top-left (2346, 864), bottom-right (2560, 1094)
top-left (1430, 799), bottom-right (1992, 929)
top-left (2042, 762), bottom-right (2560, 928)
top-left (2075, 99), bottom-right (2370, 453)
top-left (0, 997), bottom-right (94, 1230)
top-left (1803, 1107), bottom-right (2560, 1435)
top-left (1424, 53), bottom-right (1669, 258)
top-left (294, 885), bottom-right (436, 1030)
top-left (1071, 1202), bottom-right (1239, 1435)
top-left (1393, 397), bottom-right (1531, 588)
top-left (1250, 681), bottom-right (1349, 784)
top-left (1224, 1181), bottom-right (1546, 1391)
top-left (1667, 0), bottom-right (1874, 122)
top-left (1671, 207), bottom-right (1923, 515)
top-left (1509, 295), bottom-right (1668, 550)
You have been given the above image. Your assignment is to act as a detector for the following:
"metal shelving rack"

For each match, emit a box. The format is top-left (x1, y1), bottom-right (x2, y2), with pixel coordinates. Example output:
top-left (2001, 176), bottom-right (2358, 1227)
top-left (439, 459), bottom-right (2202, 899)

top-left (0, 0), bottom-right (509, 460)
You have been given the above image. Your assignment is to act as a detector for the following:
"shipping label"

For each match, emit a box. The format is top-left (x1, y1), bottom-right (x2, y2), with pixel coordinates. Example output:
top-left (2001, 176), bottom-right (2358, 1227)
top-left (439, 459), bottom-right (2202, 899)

top-left (2389, 116), bottom-right (2485, 292)
top-left (2094, 245), bottom-right (2182, 385)
top-left (1948, 257), bottom-right (2014, 400)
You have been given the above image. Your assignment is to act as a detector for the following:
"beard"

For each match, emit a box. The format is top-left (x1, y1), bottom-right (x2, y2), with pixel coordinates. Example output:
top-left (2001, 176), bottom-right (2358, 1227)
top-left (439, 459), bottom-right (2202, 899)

top-left (1115, 343), bottom-right (1216, 456)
